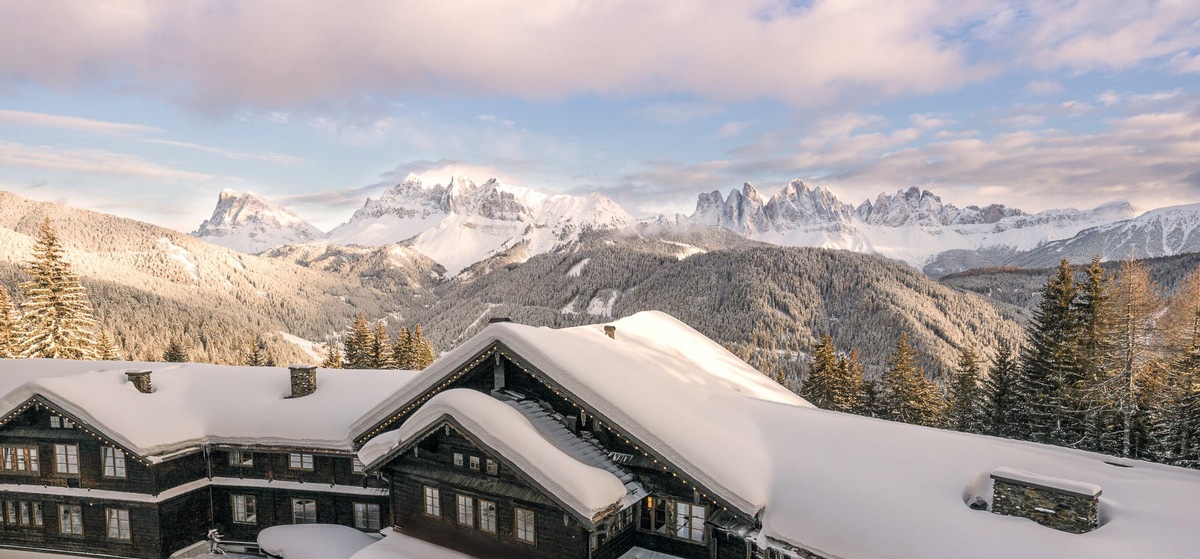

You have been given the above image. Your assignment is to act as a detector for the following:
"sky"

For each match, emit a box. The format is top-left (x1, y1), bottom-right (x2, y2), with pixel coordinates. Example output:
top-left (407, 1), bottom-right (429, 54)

top-left (0, 0), bottom-right (1197, 231)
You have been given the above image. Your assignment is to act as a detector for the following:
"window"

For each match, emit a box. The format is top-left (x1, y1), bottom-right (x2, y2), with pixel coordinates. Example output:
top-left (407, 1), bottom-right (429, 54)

top-left (54, 444), bottom-right (79, 474)
top-left (232, 495), bottom-right (257, 524)
top-left (289, 453), bottom-right (314, 470)
top-left (50, 416), bottom-right (60, 428)
top-left (479, 500), bottom-right (496, 533)
top-left (102, 447), bottom-right (127, 478)
top-left (1, 446), bottom-right (38, 473)
top-left (640, 496), bottom-right (669, 534)
top-left (485, 458), bottom-right (498, 475)
top-left (229, 450), bottom-right (254, 467)
top-left (456, 494), bottom-right (474, 527)
top-left (354, 503), bottom-right (381, 530)
top-left (674, 502), bottom-right (706, 542)
top-left (31, 502), bottom-right (43, 527)
top-left (18, 502), bottom-right (29, 526)
top-left (423, 486), bottom-right (440, 517)
top-left (64, 418), bottom-right (75, 428)
top-left (468, 456), bottom-right (480, 471)
top-left (106, 509), bottom-right (130, 540)
top-left (514, 508), bottom-right (536, 544)
top-left (16, 501), bottom-right (40, 527)
top-left (5, 501), bottom-right (14, 525)
top-left (352, 457), bottom-right (365, 474)
top-left (453, 453), bottom-right (463, 467)
top-left (58, 504), bottom-right (82, 535)
top-left (292, 499), bottom-right (317, 524)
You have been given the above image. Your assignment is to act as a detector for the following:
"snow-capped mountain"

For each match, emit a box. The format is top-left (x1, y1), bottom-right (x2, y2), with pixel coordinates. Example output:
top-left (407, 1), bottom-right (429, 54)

top-left (1009, 202), bottom-right (1200, 268)
top-left (192, 189), bottom-right (324, 253)
top-left (680, 182), bottom-right (1138, 273)
top-left (326, 175), bottom-right (633, 275)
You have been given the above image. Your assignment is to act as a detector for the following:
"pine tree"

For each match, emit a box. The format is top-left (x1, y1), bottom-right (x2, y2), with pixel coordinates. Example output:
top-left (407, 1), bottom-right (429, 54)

top-left (949, 345), bottom-right (983, 433)
top-left (1073, 256), bottom-right (1115, 452)
top-left (1016, 259), bottom-right (1081, 446)
top-left (833, 348), bottom-right (866, 414)
top-left (393, 327), bottom-right (412, 370)
top-left (18, 218), bottom-right (98, 360)
top-left (800, 335), bottom-right (840, 409)
top-left (0, 286), bottom-right (17, 359)
top-left (343, 313), bottom-right (373, 369)
top-left (371, 321), bottom-right (393, 369)
top-left (411, 324), bottom-right (436, 370)
top-left (163, 339), bottom-right (189, 363)
top-left (96, 331), bottom-right (119, 361)
top-left (983, 341), bottom-right (1020, 438)
top-left (880, 333), bottom-right (946, 427)
top-left (321, 341), bottom-right (343, 369)
top-left (1098, 259), bottom-right (1165, 458)
top-left (1158, 266), bottom-right (1200, 466)
top-left (244, 336), bottom-right (268, 366)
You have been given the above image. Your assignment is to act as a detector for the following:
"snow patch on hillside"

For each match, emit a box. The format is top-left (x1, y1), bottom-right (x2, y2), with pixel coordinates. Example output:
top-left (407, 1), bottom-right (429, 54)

top-left (586, 291), bottom-right (618, 317)
top-left (276, 331), bottom-right (322, 361)
top-left (157, 237), bottom-right (199, 281)
top-left (567, 258), bottom-right (590, 277)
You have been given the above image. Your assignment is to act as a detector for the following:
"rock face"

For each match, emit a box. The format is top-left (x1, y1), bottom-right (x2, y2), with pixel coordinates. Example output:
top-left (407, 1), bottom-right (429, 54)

top-left (192, 189), bottom-right (324, 253)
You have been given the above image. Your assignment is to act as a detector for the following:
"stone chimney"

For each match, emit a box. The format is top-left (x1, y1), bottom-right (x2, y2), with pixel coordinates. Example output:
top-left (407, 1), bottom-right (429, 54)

top-left (604, 325), bottom-right (616, 339)
top-left (289, 364), bottom-right (317, 398)
top-left (125, 370), bottom-right (152, 394)
top-left (989, 467), bottom-right (1102, 533)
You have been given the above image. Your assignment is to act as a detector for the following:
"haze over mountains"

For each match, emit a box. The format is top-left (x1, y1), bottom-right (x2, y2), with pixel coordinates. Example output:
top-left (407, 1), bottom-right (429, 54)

top-left (193, 176), bottom-right (1199, 278)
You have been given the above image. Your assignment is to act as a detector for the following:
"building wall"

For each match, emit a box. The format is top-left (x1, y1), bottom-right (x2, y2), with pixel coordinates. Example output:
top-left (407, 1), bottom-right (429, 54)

top-left (0, 490), bottom-right (162, 559)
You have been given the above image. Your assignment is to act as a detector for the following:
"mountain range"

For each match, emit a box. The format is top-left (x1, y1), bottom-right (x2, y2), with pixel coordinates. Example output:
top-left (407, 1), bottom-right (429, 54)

top-left (192, 177), bottom-right (1197, 278)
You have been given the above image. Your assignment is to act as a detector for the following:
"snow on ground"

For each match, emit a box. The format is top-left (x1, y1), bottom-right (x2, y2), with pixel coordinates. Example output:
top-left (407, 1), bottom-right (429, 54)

top-left (350, 530), bottom-right (478, 559)
top-left (258, 525), bottom-right (378, 559)
top-left (567, 257), bottom-right (590, 277)
top-left (585, 290), bottom-right (618, 317)
top-left (658, 240), bottom-right (706, 260)
top-left (0, 359), bottom-right (420, 460)
top-left (276, 331), bottom-right (323, 361)
top-left (617, 548), bottom-right (687, 559)
top-left (559, 297), bottom-right (579, 315)
top-left (359, 389), bottom-right (627, 520)
top-left (157, 237), bottom-right (200, 281)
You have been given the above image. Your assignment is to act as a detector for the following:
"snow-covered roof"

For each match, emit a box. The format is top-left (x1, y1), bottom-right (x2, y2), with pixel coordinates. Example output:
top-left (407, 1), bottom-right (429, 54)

top-left (359, 389), bottom-right (627, 523)
top-left (353, 311), bottom-right (810, 516)
top-left (352, 311), bottom-right (1200, 559)
top-left (0, 359), bottom-right (420, 461)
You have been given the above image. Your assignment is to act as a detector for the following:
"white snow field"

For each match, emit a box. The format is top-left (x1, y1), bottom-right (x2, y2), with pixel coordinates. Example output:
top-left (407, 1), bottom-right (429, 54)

top-left (354, 311), bottom-right (1200, 559)
top-left (258, 524), bottom-right (379, 559)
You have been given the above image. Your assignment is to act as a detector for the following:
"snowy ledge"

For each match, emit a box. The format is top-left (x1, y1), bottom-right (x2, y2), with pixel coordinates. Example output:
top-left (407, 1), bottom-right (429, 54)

top-left (991, 467), bottom-right (1102, 498)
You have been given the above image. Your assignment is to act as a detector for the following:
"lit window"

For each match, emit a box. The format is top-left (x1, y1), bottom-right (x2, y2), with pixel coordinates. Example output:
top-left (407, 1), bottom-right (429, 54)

top-left (479, 500), bottom-right (497, 533)
top-left (50, 416), bottom-right (61, 428)
top-left (232, 495), bottom-right (257, 524)
top-left (453, 453), bottom-right (463, 467)
top-left (292, 499), bottom-right (317, 524)
top-left (63, 419), bottom-right (74, 428)
top-left (229, 451), bottom-right (254, 467)
top-left (354, 503), bottom-right (381, 530)
top-left (54, 444), bottom-right (79, 475)
top-left (352, 457), bottom-right (365, 474)
top-left (106, 509), bottom-right (130, 540)
top-left (289, 453), bottom-right (314, 470)
top-left (5, 501), bottom-right (14, 525)
top-left (674, 502), bottom-right (706, 542)
top-left (2, 446), bottom-right (39, 473)
top-left (58, 505), bottom-right (83, 535)
top-left (515, 508), bottom-right (536, 544)
top-left (102, 447), bottom-right (126, 478)
top-left (469, 456), bottom-right (480, 471)
top-left (485, 459), bottom-right (498, 475)
top-left (423, 486), bottom-right (440, 517)
top-left (456, 494), bottom-right (474, 527)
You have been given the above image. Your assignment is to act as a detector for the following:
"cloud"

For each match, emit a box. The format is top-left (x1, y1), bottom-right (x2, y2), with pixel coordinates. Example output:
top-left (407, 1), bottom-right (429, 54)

top-left (716, 121), bottom-right (751, 138)
top-left (631, 102), bottom-right (723, 124)
top-left (141, 139), bottom-right (307, 165)
top-left (0, 109), bottom-right (160, 135)
top-left (1025, 79), bottom-right (1064, 95)
top-left (477, 114), bottom-right (515, 127)
top-left (0, 141), bottom-right (215, 181)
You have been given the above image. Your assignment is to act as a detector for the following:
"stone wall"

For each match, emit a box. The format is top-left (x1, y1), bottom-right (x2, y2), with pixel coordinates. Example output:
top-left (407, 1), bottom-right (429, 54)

top-left (990, 475), bottom-right (1100, 534)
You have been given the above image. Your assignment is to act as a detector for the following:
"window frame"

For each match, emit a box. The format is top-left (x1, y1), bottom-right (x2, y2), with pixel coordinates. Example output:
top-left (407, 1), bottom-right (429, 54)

top-left (456, 494), bottom-right (474, 527)
top-left (468, 456), bottom-right (480, 471)
top-left (673, 501), bottom-right (706, 543)
top-left (102, 446), bottom-right (127, 479)
top-left (54, 444), bottom-right (79, 475)
top-left (232, 494), bottom-right (257, 524)
top-left (1, 445), bottom-right (39, 475)
top-left (354, 502), bottom-right (381, 531)
top-left (485, 458), bottom-right (498, 475)
top-left (423, 486), bottom-right (441, 518)
top-left (478, 499), bottom-right (497, 533)
top-left (352, 457), bottom-right (365, 474)
top-left (288, 453), bottom-right (314, 471)
top-left (291, 498), bottom-right (317, 524)
top-left (229, 450), bottom-right (254, 467)
top-left (453, 452), bottom-right (463, 467)
top-left (105, 508), bottom-right (131, 541)
top-left (50, 416), bottom-right (61, 428)
top-left (58, 504), bottom-right (83, 536)
top-left (514, 507), bottom-right (536, 545)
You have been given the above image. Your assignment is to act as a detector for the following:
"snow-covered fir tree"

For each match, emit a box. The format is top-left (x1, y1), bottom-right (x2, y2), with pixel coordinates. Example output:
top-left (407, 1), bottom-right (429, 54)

top-left (321, 341), bottom-right (343, 369)
top-left (163, 339), bottom-right (189, 363)
top-left (244, 335), bottom-right (271, 366)
top-left (834, 349), bottom-right (866, 414)
top-left (949, 345), bottom-right (984, 433)
top-left (17, 218), bottom-right (98, 360)
top-left (880, 333), bottom-right (946, 428)
top-left (95, 331), bottom-right (119, 360)
top-left (1016, 258), bottom-right (1082, 446)
top-left (392, 327), bottom-right (412, 369)
top-left (371, 321), bottom-right (393, 369)
top-left (1073, 256), bottom-right (1116, 452)
top-left (410, 324), bottom-right (436, 369)
top-left (343, 313), bottom-right (373, 369)
top-left (983, 341), bottom-right (1020, 438)
top-left (800, 335), bottom-right (840, 410)
top-left (0, 286), bottom-right (16, 359)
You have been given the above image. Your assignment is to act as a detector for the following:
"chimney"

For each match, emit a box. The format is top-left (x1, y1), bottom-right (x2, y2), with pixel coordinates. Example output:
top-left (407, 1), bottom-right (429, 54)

top-left (125, 370), bottom-right (153, 394)
top-left (604, 325), bottom-right (616, 339)
top-left (289, 364), bottom-right (317, 398)
top-left (487, 317), bottom-right (513, 324)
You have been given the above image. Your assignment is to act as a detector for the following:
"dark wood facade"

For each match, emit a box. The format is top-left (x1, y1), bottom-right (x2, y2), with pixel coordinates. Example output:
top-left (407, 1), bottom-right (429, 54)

top-left (0, 399), bottom-right (390, 558)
